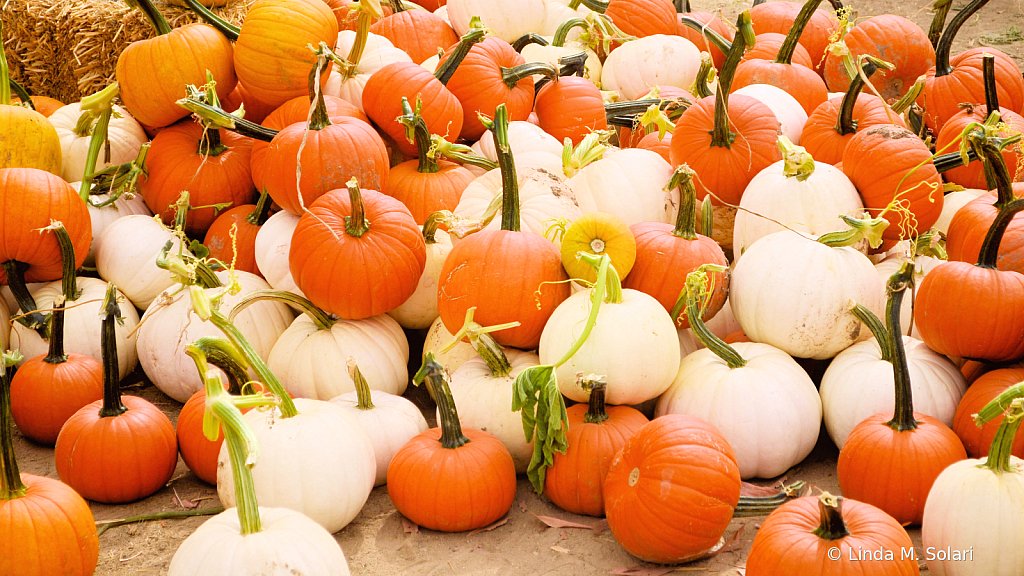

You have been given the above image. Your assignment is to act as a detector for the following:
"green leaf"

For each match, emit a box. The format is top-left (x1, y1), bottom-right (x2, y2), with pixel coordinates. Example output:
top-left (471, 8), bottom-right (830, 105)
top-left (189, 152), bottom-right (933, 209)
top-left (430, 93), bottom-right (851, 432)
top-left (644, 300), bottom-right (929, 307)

top-left (512, 364), bottom-right (568, 493)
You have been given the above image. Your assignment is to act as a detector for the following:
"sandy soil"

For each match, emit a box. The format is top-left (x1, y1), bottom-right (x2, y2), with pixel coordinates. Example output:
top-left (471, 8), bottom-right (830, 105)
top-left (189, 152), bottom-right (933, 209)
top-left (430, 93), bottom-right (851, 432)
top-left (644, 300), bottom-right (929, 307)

top-left (10, 0), bottom-right (1024, 574)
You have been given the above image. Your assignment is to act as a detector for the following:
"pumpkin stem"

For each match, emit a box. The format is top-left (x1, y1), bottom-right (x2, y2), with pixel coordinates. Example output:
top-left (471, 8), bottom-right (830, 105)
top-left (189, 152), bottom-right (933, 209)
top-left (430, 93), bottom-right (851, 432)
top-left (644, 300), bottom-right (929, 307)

top-left (0, 350), bottom-right (26, 500)
top-left (816, 213), bottom-right (888, 248)
top-left (343, 178), bottom-right (372, 238)
top-left (125, 0), bottom-right (173, 35)
top-left (883, 261), bottom-right (920, 432)
top-left (680, 266), bottom-right (747, 368)
top-left (43, 298), bottom-right (69, 365)
top-left (8, 78), bottom-right (33, 110)
top-left (778, 136), bottom-right (816, 181)
top-left (87, 143), bottom-right (151, 204)
top-left (78, 83), bottom-right (119, 200)
top-left (0, 20), bottom-right (9, 106)
top-left (435, 27), bottom-right (488, 86)
top-left (513, 33), bottom-right (550, 52)
top-left (835, 57), bottom-right (880, 136)
top-left (306, 44), bottom-right (334, 131)
top-left (155, 238), bottom-right (224, 290)
top-left (677, 16), bottom-right (732, 54)
top-left (1, 260), bottom-right (48, 335)
top-left (669, 165), bottom-right (700, 240)
top-left (194, 74), bottom-right (229, 157)
top-left (579, 252), bottom-right (624, 304)
top-left (570, 0), bottom-right (608, 11)
top-left (347, 358), bottom-right (376, 410)
top-left (177, 88), bottom-right (278, 143)
top-left (563, 130), bottom-right (612, 177)
top-left (552, 18), bottom-right (588, 48)
top-left (443, 308), bottom-right (518, 378)
top-left (812, 492), bottom-right (851, 540)
top-left (981, 397), bottom-right (1024, 473)
top-left (775, 0), bottom-right (823, 65)
top-left (399, 97), bottom-right (439, 174)
top-left (934, 0), bottom-right (990, 77)
top-left (479, 105), bottom-right (521, 232)
top-left (692, 52), bottom-right (717, 99)
top-left (45, 222), bottom-right (81, 303)
top-left (415, 354), bottom-right (470, 449)
top-left (928, 0), bottom-right (954, 49)
top-left (890, 75), bottom-right (926, 114)
top-left (849, 301), bottom-right (892, 362)
top-left (191, 336), bottom-right (252, 396)
top-left (534, 52), bottom-right (589, 96)
top-left (711, 11), bottom-right (754, 149)
top-left (581, 374), bottom-right (610, 424)
top-left (245, 188), bottom-right (274, 227)
top-left (98, 283), bottom-right (128, 418)
top-left (344, 2), bottom-right (378, 79)
top-left (675, 0), bottom-right (690, 12)
top-left (701, 196), bottom-right (715, 238)
top-left (971, 132), bottom-right (1024, 268)
top-left (229, 290), bottom-right (336, 331)
top-left (982, 53), bottom-right (1000, 116)
top-left (429, 135), bottom-right (498, 171)
top-left (501, 61), bottom-right (558, 89)
top-left (180, 0), bottom-right (240, 40)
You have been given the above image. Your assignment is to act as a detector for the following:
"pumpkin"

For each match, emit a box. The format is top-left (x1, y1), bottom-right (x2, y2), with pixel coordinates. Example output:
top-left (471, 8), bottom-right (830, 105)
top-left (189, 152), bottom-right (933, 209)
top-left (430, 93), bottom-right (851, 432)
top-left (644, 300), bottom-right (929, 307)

top-left (11, 94), bottom-right (65, 118)
top-left (921, 390), bottom-right (1024, 575)
top-left (0, 41), bottom-right (61, 175)
top-left (823, 15), bottom-right (934, 101)
top-left (446, 0), bottom-right (547, 43)
top-left (570, 149), bottom-right (677, 228)
top-left (741, 32), bottom-right (814, 69)
top-left (946, 175), bottom-right (1024, 274)
top-left (330, 359), bottom-right (429, 486)
top-left (600, 34), bottom-right (701, 101)
top-left (624, 166), bottom-right (728, 327)
top-left (203, 189), bottom-right (274, 276)
top-left (935, 188), bottom-right (987, 236)
top-left (604, 413), bottom-right (741, 564)
top-left (422, 316), bottom-right (477, 374)
top-left (746, 493), bottom-right (919, 575)
top-left (370, 6), bottom-right (459, 64)
top-left (469, 120), bottom-right (563, 176)
top-left (176, 390), bottom-right (222, 485)
top-left (748, 0), bottom-right (838, 75)
top-left (54, 283), bottom-right (179, 504)
top-left (541, 252), bottom-right (680, 406)
top-left (559, 211), bottom-right (636, 284)
top-left (670, 12), bottom-right (783, 208)
top-left (842, 125), bottom-right (943, 242)
top-left (49, 102), bottom-right (147, 184)
top-left (533, 75), bottom-right (609, 146)
top-left (731, 0), bottom-right (829, 116)
top-left (262, 292), bottom-right (411, 399)
top-left (437, 106), bottom-right (571, 350)
top-left (327, 0), bottom-right (391, 30)
top-left (915, 131), bottom-right (1024, 362)
top-left (0, 350), bottom-right (99, 576)
top-left (656, 268), bottom-right (822, 479)
top-left (323, 28), bottom-right (413, 113)
top-left (676, 12), bottom-right (733, 70)
top-left (290, 180), bottom-right (425, 319)
top-left (79, 182), bottom-right (152, 268)
top-left (952, 367), bottom-right (1024, 459)
top-left (732, 84), bottom-right (808, 145)
top-left (116, 0), bottom-right (236, 128)
top-left (253, 210), bottom-right (304, 295)
top-left (387, 355), bottom-right (517, 532)
top-left (387, 215), bottom-right (453, 330)
top-left (94, 214), bottom-right (192, 309)
top-left (519, 26), bottom-right (602, 86)
top-left (820, 264), bottom-right (967, 449)
top-left (598, 0), bottom-right (677, 38)
top-left (837, 263), bottom-right (968, 525)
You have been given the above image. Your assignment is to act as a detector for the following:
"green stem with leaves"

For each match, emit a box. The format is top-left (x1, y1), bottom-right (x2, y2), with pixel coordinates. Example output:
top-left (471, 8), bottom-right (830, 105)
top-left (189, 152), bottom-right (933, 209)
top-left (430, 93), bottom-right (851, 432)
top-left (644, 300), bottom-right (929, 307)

top-left (444, 308), bottom-right (518, 377)
top-left (78, 83), bottom-right (120, 201)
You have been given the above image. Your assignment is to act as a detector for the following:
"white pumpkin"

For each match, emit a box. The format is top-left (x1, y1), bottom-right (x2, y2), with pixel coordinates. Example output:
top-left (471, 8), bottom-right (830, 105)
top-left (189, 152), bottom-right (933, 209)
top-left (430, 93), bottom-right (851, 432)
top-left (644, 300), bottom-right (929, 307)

top-left (0, 284), bottom-right (46, 315)
top-left (678, 327), bottom-right (701, 358)
top-left (732, 84), bottom-right (807, 144)
top-left (704, 295), bottom-right (741, 339)
top-left (733, 154), bottom-right (864, 258)
top-left (70, 183), bottom-right (152, 267)
top-left (94, 215), bottom-right (193, 309)
top-left (254, 210), bottom-right (304, 296)
top-left (820, 334), bottom-right (966, 449)
top-left (422, 316), bottom-right (476, 374)
top-left (137, 271), bottom-right (294, 403)
top-left (567, 148), bottom-right (677, 226)
top-left (331, 362), bottom-right (428, 486)
top-left (656, 341), bottom-right (822, 479)
top-left (538, 0), bottom-right (591, 37)
top-left (446, 0), bottom-right (548, 43)
top-left (387, 227), bottom-right (451, 330)
top-left (446, 348), bottom-right (540, 472)
top-left (601, 35), bottom-right (701, 100)
top-left (268, 312), bottom-right (409, 400)
top-left (452, 166), bottom-right (582, 247)
top-left (218, 398), bottom-right (376, 534)
top-left (49, 102), bottom-right (148, 183)
top-left (10, 278), bottom-right (139, 378)
top-left (471, 121), bottom-right (565, 177)
top-left (730, 230), bottom-right (886, 359)
top-left (540, 273), bottom-right (680, 406)
top-left (324, 31), bottom-right (413, 113)
top-left (934, 188), bottom-right (986, 235)
top-left (873, 254), bottom-right (944, 339)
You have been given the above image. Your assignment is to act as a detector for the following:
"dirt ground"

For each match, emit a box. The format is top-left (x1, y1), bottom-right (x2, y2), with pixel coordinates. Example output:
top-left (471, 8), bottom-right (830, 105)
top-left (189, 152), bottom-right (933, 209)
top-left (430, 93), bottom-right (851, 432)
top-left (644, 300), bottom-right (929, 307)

top-left (9, 0), bottom-right (1024, 574)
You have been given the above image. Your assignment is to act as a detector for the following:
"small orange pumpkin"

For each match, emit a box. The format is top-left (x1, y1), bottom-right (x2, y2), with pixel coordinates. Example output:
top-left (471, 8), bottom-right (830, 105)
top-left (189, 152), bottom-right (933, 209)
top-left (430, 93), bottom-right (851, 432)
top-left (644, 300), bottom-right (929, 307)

top-left (952, 367), bottom-right (1024, 459)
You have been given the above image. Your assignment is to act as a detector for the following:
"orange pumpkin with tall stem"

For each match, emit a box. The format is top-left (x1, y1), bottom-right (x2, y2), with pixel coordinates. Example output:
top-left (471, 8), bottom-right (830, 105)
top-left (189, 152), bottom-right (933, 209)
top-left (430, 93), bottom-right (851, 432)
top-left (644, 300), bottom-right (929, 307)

top-left (740, 33), bottom-right (815, 69)
top-left (571, 0), bottom-right (677, 38)
top-left (54, 283), bottom-right (179, 503)
top-left (534, 75), bottom-right (608, 147)
top-left (670, 11), bottom-right (782, 207)
top-left (952, 367), bottom-right (1024, 459)
top-left (370, 3), bottom-right (458, 64)
top-left (436, 105), bottom-right (570, 350)
top-left (837, 262), bottom-right (968, 525)
top-left (823, 14), bottom-right (934, 101)
top-left (748, 0), bottom-right (838, 76)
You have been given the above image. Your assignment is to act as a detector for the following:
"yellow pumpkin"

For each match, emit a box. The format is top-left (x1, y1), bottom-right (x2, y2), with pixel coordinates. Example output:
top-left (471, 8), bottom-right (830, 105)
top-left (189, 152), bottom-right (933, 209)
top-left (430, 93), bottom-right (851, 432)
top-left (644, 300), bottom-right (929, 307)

top-left (0, 21), bottom-right (62, 175)
top-left (560, 212), bottom-right (636, 283)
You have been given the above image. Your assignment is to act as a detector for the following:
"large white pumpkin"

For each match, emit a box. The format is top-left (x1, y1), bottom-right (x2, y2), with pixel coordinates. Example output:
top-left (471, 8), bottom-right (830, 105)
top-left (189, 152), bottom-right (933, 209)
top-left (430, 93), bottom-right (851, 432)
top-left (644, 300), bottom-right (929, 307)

top-left (732, 84), bottom-right (807, 144)
top-left (471, 121), bottom-right (565, 177)
top-left (49, 102), bottom-right (148, 183)
top-left (387, 228), bottom-right (451, 330)
top-left (136, 271), bottom-right (294, 403)
top-left (94, 215), bottom-right (192, 310)
top-left (567, 148), bottom-right (677, 226)
top-left (446, 0), bottom-right (548, 42)
top-left (71, 183), bottom-right (152, 267)
top-left (601, 35), bottom-right (701, 100)
top-left (730, 230), bottom-right (886, 359)
top-left (253, 210), bottom-right (304, 296)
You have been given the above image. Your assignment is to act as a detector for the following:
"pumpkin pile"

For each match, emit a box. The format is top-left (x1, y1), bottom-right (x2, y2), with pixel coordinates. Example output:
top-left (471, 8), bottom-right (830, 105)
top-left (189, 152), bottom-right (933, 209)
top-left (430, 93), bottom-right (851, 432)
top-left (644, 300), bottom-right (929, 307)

top-left (3, 0), bottom-right (1024, 572)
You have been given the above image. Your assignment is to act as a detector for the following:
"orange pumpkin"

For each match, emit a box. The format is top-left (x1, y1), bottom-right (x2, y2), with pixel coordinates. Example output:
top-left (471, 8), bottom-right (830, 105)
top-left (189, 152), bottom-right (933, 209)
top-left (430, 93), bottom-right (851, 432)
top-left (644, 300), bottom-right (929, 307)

top-left (741, 32), bottom-right (815, 69)
top-left (604, 0), bottom-right (678, 37)
top-left (290, 181), bottom-right (426, 320)
top-left (946, 182), bottom-right (1024, 274)
top-left (604, 413), bottom-right (741, 563)
top-left (54, 284), bottom-right (178, 504)
top-left (387, 356), bottom-right (516, 532)
top-left (11, 94), bottom-right (65, 118)
top-left (176, 391), bottom-right (221, 485)
top-left (221, 82), bottom-right (277, 125)
top-left (749, 0), bottom-right (838, 75)
top-left (202, 189), bottom-right (274, 276)
top-left (842, 125), bottom-right (943, 242)
top-left (327, 0), bottom-right (391, 31)
top-left (544, 377), bottom-right (648, 517)
top-left (823, 15), bottom-right (934, 101)
top-left (952, 367), bottom-right (1024, 459)
top-left (617, 86), bottom-right (694, 150)
top-left (535, 76), bottom-right (609, 146)
top-left (370, 7), bottom-right (458, 64)
top-left (0, 351), bottom-right (99, 576)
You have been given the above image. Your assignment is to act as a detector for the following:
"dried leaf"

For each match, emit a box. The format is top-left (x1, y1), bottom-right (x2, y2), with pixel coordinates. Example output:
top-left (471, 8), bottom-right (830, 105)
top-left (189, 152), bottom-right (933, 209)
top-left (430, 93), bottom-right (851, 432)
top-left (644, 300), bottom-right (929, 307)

top-left (550, 545), bottom-right (570, 554)
top-left (591, 519), bottom-right (609, 535)
top-left (467, 517), bottom-right (508, 536)
top-left (530, 512), bottom-right (597, 531)
top-left (402, 517), bottom-right (419, 534)
top-left (740, 482), bottom-right (780, 498)
top-left (172, 489), bottom-right (198, 510)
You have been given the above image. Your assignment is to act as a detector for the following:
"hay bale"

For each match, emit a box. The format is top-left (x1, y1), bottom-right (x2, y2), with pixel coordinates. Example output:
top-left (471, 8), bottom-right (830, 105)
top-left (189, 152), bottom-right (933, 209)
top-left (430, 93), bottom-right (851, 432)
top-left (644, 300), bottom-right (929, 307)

top-left (2, 0), bottom-right (251, 103)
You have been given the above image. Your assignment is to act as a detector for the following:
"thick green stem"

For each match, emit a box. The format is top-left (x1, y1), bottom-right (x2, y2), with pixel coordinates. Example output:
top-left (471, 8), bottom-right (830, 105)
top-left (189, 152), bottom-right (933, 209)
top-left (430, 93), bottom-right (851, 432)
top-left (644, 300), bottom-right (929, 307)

top-left (711, 11), bottom-right (754, 148)
top-left (675, 0), bottom-right (690, 12)
top-left (692, 52), bottom-right (716, 99)
top-left (216, 395), bottom-right (262, 534)
top-left (2, 260), bottom-right (47, 334)
top-left (78, 83), bottom-right (120, 200)
top-left (836, 60), bottom-right (877, 135)
top-left (582, 376), bottom-right (609, 424)
top-left (176, 97), bottom-right (278, 142)
top-left (98, 283), bottom-right (127, 418)
top-left (447, 308), bottom-right (516, 377)
top-left (579, 252), bottom-right (622, 304)
top-left (883, 263), bottom-right (918, 432)
top-left (49, 224), bottom-right (81, 302)
top-left (8, 79), bottom-right (31, 109)
top-left (670, 166), bottom-right (698, 239)
top-left (775, 0), bottom-right (823, 65)
top-left (934, 148), bottom-right (978, 173)
top-left (126, 0), bottom-right (173, 35)
top-left (0, 21), bottom-right (9, 106)
top-left (779, 136), bottom-right (816, 181)
top-left (502, 62), bottom-right (559, 89)
top-left (430, 136), bottom-right (498, 170)
top-left (570, 0), bottom-right (608, 12)
top-left (0, 352), bottom-right (26, 500)
top-left (347, 359), bottom-right (375, 410)
top-left (934, 0), bottom-right (990, 77)
top-left (679, 267), bottom-right (746, 368)
top-left (552, 18), bottom-right (588, 47)
top-left (229, 290), bottom-right (335, 331)
top-left (399, 98), bottom-right (439, 173)
top-left (43, 300), bottom-right (68, 365)
top-left (851, 303), bottom-right (891, 362)
top-left (181, 0), bottom-right (240, 40)
top-left (512, 33), bottom-right (549, 52)
top-left (677, 16), bottom-right (732, 54)
top-left (891, 76), bottom-right (925, 114)
top-left (816, 214), bottom-right (888, 249)
top-left (812, 493), bottom-right (851, 540)
top-left (928, 0), bottom-right (954, 50)
top-left (435, 28), bottom-right (487, 86)
top-left (245, 188), bottom-right (274, 227)
top-left (345, 10), bottom-right (374, 79)
top-left (983, 398), bottom-right (1024, 473)
top-left (480, 106), bottom-right (520, 232)
top-left (422, 212), bottom-right (442, 244)
top-left (306, 45), bottom-right (334, 131)
top-left (972, 134), bottom-right (1024, 268)
top-left (415, 355), bottom-right (469, 449)
top-left (701, 197), bottom-right (714, 238)
top-left (983, 53), bottom-right (1000, 115)
top-left (192, 336), bottom-right (252, 396)
top-left (344, 179), bottom-right (371, 238)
